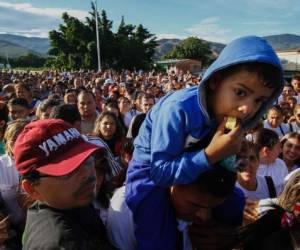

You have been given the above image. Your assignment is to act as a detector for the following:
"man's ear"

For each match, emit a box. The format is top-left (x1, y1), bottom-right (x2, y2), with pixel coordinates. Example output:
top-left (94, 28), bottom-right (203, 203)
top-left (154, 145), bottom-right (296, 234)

top-left (21, 180), bottom-right (43, 200)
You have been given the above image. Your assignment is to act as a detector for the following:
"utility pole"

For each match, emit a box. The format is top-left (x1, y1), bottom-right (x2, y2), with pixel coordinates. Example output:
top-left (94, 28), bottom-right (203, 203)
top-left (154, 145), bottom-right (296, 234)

top-left (95, 0), bottom-right (101, 71)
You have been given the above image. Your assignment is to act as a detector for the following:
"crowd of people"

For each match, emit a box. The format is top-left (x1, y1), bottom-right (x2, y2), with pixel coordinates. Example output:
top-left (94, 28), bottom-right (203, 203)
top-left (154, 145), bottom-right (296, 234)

top-left (0, 35), bottom-right (299, 249)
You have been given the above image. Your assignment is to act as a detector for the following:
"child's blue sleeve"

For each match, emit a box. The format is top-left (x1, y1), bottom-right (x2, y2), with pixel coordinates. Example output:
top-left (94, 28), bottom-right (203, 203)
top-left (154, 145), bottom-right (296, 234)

top-left (149, 102), bottom-right (213, 187)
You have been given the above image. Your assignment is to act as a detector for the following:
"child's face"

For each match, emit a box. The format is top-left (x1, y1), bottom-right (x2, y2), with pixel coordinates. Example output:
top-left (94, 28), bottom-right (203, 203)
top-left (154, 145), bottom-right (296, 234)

top-left (208, 70), bottom-right (273, 123)
top-left (237, 148), bottom-right (259, 182)
top-left (265, 141), bottom-right (282, 163)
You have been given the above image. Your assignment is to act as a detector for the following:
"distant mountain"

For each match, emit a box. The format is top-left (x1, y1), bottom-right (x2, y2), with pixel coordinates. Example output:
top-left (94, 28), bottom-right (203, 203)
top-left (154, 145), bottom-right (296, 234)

top-left (155, 34), bottom-right (300, 60)
top-left (0, 40), bottom-right (43, 58)
top-left (263, 34), bottom-right (300, 50)
top-left (154, 38), bottom-right (225, 60)
top-left (154, 39), bottom-right (181, 59)
top-left (0, 34), bottom-right (49, 57)
top-left (0, 33), bottom-right (299, 60)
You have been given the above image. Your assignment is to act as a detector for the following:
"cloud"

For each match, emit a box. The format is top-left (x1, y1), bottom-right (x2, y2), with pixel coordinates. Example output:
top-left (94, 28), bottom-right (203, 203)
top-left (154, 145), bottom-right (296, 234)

top-left (242, 21), bottom-right (282, 26)
top-left (156, 33), bottom-right (186, 40)
top-left (0, 1), bottom-right (88, 20)
top-left (0, 1), bottom-right (89, 37)
top-left (185, 17), bottom-right (231, 43)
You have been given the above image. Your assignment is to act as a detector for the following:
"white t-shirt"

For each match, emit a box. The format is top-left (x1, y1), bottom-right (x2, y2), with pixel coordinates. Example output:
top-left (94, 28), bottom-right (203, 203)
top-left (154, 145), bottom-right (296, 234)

top-left (236, 175), bottom-right (270, 201)
top-left (106, 186), bottom-right (193, 250)
top-left (106, 186), bottom-right (136, 250)
top-left (257, 158), bottom-right (289, 195)
top-left (0, 154), bottom-right (25, 224)
top-left (263, 120), bottom-right (291, 138)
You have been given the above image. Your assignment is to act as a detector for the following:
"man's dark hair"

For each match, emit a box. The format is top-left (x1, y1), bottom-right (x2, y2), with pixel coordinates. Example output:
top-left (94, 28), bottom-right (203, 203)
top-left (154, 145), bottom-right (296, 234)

top-left (77, 90), bottom-right (95, 100)
top-left (39, 99), bottom-right (60, 113)
top-left (7, 98), bottom-right (29, 109)
top-left (141, 93), bottom-right (155, 102)
top-left (192, 167), bottom-right (237, 199)
top-left (292, 74), bottom-right (300, 81)
top-left (268, 105), bottom-right (283, 115)
top-left (253, 128), bottom-right (279, 150)
top-left (49, 104), bottom-right (81, 125)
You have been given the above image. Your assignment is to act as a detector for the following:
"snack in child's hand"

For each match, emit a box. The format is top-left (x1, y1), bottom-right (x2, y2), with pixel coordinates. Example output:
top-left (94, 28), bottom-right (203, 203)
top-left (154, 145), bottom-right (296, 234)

top-left (225, 116), bottom-right (237, 131)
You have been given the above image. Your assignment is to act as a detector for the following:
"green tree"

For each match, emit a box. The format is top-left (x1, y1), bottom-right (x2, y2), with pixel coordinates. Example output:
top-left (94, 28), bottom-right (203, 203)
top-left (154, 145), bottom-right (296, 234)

top-left (10, 53), bottom-right (46, 68)
top-left (47, 2), bottom-right (157, 71)
top-left (48, 12), bottom-right (93, 70)
top-left (163, 37), bottom-right (212, 66)
top-left (115, 18), bottom-right (157, 70)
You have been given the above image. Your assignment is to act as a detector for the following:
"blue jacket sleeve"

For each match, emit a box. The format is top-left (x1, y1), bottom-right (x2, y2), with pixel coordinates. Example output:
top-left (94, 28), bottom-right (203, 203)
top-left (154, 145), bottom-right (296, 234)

top-left (149, 101), bottom-right (213, 187)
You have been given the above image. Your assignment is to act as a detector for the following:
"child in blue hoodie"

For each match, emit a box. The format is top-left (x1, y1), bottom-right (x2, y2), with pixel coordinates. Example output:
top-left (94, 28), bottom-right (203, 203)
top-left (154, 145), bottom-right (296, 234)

top-left (125, 36), bottom-right (284, 250)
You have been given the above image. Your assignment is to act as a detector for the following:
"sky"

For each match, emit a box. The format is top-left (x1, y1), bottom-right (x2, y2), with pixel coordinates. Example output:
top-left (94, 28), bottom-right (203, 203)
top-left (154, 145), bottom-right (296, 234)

top-left (0, 0), bottom-right (299, 44)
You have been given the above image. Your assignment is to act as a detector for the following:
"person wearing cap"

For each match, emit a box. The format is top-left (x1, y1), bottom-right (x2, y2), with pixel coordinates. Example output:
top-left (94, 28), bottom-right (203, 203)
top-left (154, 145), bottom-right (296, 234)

top-left (13, 119), bottom-right (113, 250)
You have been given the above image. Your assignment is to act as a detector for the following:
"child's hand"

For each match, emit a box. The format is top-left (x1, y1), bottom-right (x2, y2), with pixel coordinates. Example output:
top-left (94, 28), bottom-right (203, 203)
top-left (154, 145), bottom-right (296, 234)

top-left (204, 118), bottom-right (244, 164)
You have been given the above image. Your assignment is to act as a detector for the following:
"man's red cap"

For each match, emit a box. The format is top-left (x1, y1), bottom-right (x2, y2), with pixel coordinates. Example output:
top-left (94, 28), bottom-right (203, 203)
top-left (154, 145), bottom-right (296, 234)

top-left (14, 119), bottom-right (101, 176)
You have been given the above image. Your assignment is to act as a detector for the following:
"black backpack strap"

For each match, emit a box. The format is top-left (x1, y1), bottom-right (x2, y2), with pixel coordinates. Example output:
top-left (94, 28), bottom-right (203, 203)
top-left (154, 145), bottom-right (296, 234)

top-left (290, 123), bottom-right (294, 133)
top-left (265, 176), bottom-right (277, 198)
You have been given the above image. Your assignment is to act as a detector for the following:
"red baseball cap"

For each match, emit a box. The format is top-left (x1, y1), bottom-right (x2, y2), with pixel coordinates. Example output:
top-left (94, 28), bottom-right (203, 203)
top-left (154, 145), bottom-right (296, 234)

top-left (14, 119), bottom-right (102, 176)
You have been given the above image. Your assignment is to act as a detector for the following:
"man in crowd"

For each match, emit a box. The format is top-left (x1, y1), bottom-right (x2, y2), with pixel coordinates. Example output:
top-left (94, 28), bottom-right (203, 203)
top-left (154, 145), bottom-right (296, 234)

top-left (291, 75), bottom-right (300, 104)
top-left (106, 167), bottom-right (244, 250)
top-left (13, 119), bottom-right (113, 249)
top-left (77, 90), bottom-right (98, 134)
top-left (127, 93), bottom-right (155, 139)
top-left (7, 98), bottom-right (30, 121)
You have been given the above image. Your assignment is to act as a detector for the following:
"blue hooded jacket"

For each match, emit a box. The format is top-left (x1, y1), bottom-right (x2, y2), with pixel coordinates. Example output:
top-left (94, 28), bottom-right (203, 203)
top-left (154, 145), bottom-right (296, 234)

top-left (131, 36), bottom-right (284, 187)
top-left (125, 36), bottom-right (284, 250)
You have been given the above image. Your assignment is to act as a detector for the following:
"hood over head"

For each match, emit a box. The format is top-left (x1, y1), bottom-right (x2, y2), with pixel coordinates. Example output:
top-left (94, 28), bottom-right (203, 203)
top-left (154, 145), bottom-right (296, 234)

top-left (198, 36), bottom-right (284, 130)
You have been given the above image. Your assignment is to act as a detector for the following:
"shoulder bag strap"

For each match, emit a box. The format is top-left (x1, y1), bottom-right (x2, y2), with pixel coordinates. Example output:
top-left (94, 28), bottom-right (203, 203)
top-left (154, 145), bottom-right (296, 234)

top-left (265, 176), bottom-right (277, 198)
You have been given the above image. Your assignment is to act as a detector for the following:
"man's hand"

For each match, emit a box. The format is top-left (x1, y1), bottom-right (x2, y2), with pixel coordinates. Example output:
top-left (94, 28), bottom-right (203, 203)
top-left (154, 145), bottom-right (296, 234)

top-left (243, 200), bottom-right (259, 225)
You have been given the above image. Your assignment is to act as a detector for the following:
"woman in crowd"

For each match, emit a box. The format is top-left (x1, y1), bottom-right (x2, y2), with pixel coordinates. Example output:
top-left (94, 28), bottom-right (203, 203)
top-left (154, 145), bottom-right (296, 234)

top-left (117, 96), bottom-right (133, 128)
top-left (93, 111), bottom-right (125, 157)
top-left (103, 100), bottom-right (127, 132)
top-left (281, 132), bottom-right (300, 173)
top-left (0, 119), bottom-right (30, 249)
top-left (289, 104), bottom-right (300, 132)
top-left (63, 89), bottom-right (77, 105)
top-left (0, 102), bottom-right (8, 155)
